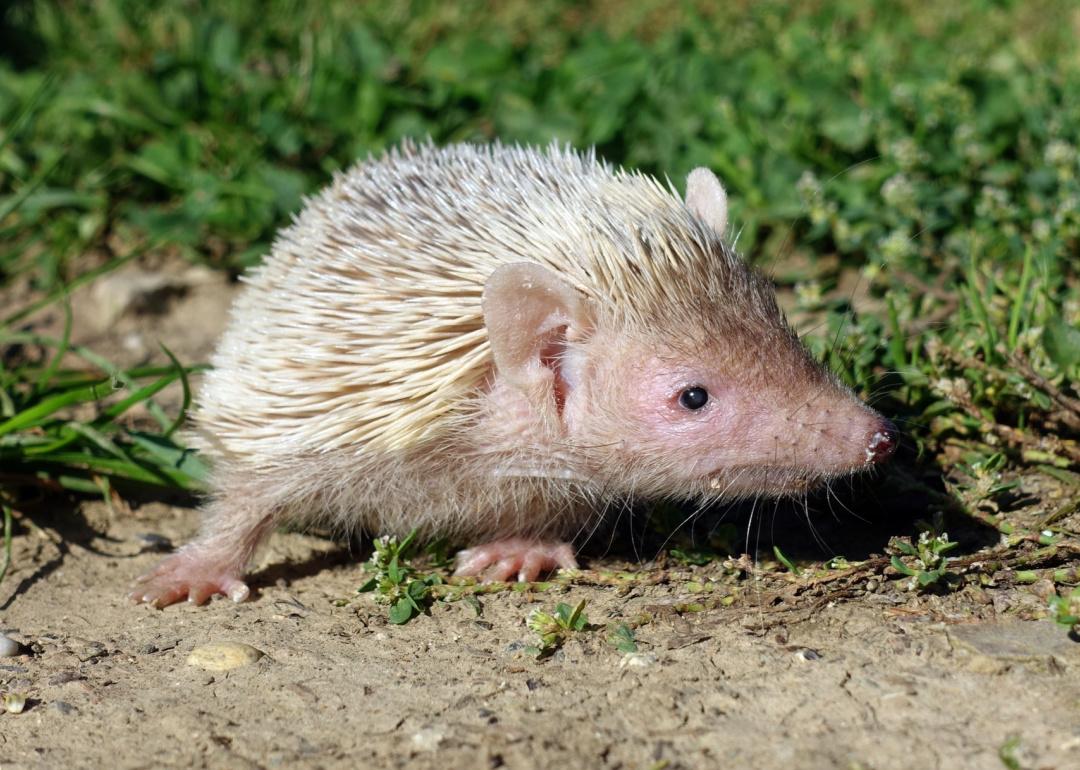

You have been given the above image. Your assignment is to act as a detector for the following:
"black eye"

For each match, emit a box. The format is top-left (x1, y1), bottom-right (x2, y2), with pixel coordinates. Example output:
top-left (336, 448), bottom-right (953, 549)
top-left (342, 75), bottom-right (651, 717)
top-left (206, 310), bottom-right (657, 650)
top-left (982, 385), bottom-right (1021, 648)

top-left (678, 387), bottom-right (709, 411)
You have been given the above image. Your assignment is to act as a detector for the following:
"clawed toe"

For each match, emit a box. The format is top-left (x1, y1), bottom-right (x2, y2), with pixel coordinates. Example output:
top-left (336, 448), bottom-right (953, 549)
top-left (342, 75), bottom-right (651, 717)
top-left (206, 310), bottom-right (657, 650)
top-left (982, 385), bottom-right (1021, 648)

top-left (130, 552), bottom-right (250, 608)
top-left (454, 538), bottom-right (578, 582)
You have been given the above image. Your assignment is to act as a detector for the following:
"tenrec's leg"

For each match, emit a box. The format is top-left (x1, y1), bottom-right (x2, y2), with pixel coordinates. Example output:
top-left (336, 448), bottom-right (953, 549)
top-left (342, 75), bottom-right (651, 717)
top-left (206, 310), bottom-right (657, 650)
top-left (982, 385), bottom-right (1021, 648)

top-left (130, 498), bottom-right (275, 608)
top-left (454, 537), bottom-right (577, 582)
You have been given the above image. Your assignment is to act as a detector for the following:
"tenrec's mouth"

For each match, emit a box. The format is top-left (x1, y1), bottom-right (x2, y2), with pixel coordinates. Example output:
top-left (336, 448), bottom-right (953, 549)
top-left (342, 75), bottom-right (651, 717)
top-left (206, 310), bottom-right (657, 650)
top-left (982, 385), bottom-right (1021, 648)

top-left (708, 467), bottom-right (809, 485)
top-left (705, 463), bottom-right (863, 495)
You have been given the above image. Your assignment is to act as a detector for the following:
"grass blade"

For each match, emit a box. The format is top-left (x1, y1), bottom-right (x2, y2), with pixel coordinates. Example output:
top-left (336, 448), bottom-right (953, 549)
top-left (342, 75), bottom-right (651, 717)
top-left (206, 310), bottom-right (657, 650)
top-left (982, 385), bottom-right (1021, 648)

top-left (0, 380), bottom-right (120, 438)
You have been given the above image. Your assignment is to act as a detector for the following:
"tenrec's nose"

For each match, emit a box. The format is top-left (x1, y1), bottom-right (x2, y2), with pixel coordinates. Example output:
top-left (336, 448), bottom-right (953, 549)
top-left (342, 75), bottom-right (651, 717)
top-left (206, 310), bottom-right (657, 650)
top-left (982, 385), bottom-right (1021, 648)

top-left (866, 419), bottom-right (899, 464)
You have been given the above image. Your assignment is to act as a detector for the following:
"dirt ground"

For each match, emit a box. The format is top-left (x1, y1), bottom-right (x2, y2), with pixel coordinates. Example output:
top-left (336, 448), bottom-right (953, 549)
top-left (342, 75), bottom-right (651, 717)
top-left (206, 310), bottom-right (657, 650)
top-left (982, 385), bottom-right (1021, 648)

top-left (1, 264), bottom-right (1078, 770)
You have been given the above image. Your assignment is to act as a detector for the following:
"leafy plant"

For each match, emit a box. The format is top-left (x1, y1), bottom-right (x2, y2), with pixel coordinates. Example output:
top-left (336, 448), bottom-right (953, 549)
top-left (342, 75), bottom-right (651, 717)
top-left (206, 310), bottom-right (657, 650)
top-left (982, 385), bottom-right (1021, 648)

top-left (357, 530), bottom-right (444, 624)
top-left (889, 516), bottom-right (961, 591)
top-left (949, 453), bottom-right (1020, 505)
top-left (525, 599), bottom-right (589, 659)
top-left (997, 735), bottom-right (1023, 770)
top-left (773, 546), bottom-right (802, 577)
top-left (1047, 586), bottom-right (1080, 635)
top-left (608, 622), bottom-right (639, 654)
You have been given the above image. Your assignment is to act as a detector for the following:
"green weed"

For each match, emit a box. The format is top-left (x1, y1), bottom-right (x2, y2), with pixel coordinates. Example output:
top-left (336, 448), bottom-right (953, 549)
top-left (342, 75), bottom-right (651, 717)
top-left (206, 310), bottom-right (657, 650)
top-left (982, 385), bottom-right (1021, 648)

top-left (357, 530), bottom-right (444, 624)
top-left (889, 513), bottom-right (962, 592)
top-left (608, 622), bottom-right (639, 654)
top-left (526, 599), bottom-right (590, 659)
top-left (772, 546), bottom-right (802, 577)
top-left (1047, 585), bottom-right (1080, 635)
top-left (0, 323), bottom-right (207, 481)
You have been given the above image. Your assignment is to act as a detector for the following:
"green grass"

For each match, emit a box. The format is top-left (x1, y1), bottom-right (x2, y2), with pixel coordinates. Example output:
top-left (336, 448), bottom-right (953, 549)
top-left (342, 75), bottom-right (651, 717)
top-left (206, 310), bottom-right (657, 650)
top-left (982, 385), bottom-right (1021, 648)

top-left (0, 0), bottom-right (1077, 597)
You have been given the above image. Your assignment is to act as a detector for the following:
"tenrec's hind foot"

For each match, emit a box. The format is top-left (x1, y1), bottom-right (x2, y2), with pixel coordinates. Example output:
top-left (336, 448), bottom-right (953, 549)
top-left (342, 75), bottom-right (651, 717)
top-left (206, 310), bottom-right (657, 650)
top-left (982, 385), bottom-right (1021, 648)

top-left (454, 538), bottom-right (577, 582)
top-left (129, 550), bottom-right (250, 608)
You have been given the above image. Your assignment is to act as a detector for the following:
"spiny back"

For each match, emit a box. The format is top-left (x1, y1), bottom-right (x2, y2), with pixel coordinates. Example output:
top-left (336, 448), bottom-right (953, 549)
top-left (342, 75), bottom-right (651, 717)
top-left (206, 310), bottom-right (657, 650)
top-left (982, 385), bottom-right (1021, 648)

top-left (194, 142), bottom-right (770, 461)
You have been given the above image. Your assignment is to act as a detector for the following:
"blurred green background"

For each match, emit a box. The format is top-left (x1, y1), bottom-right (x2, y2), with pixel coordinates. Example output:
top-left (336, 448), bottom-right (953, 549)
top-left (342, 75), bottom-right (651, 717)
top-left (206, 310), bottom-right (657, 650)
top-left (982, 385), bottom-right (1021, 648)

top-left (4, 0), bottom-right (1079, 274)
top-left (0, 0), bottom-right (1077, 528)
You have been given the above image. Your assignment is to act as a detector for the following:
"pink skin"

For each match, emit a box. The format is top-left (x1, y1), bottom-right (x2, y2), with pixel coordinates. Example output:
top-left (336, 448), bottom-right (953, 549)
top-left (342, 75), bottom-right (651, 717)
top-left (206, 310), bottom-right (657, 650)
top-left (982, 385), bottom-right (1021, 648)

top-left (129, 551), bottom-right (251, 608)
top-left (453, 538), bottom-right (578, 582)
top-left (568, 345), bottom-right (896, 488)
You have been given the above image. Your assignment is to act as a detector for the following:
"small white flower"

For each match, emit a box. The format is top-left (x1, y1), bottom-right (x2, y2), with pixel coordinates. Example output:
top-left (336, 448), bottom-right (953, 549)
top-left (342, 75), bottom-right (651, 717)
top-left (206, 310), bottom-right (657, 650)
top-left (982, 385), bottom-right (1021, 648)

top-left (1044, 140), bottom-right (1076, 168)
top-left (879, 229), bottom-right (915, 262)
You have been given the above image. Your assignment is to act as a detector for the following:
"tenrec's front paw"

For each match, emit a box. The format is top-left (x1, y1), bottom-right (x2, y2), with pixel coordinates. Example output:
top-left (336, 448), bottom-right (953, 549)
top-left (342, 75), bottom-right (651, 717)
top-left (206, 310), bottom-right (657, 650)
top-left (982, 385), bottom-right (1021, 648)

top-left (454, 538), bottom-right (577, 582)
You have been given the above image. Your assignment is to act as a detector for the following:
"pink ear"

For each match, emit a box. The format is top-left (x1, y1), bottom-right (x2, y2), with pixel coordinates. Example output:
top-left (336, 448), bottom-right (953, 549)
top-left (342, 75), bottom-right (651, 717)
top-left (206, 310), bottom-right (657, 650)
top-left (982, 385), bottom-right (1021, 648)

top-left (685, 167), bottom-right (728, 236)
top-left (482, 262), bottom-right (590, 401)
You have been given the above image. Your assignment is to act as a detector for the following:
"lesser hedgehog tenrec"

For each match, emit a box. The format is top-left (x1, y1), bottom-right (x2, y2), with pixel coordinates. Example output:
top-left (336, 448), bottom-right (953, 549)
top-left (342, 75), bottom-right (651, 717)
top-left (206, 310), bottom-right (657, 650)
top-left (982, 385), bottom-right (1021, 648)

top-left (131, 142), bottom-right (897, 607)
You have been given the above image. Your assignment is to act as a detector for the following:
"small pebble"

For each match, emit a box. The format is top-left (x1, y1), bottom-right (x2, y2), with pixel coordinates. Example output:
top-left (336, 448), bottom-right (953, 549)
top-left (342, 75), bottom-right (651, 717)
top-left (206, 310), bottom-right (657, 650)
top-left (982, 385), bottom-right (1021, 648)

top-left (2, 692), bottom-right (26, 714)
top-left (186, 641), bottom-right (264, 671)
top-left (0, 634), bottom-right (21, 657)
top-left (139, 638), bottom-right (179, 655)
top-left (48, 670), bottom-right (84, 686)
top-left (135, 533), bottom-right (173, 553)
top-left (793, 647), bottom-right (822, 662)
top-left (77, 642), bottom-right (107, 662)
top-left (410, 727), bottom-right (446, 752)
top-left (50, 701), bottom-right (77, 716)
top-left (619, 652), bottom-right (659, 668)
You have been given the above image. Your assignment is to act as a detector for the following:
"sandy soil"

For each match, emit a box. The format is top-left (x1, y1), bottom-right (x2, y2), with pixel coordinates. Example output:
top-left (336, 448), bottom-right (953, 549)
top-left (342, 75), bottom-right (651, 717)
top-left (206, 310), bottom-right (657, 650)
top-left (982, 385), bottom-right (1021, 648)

top-left (0, 263), bottom-right (1077, 770)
